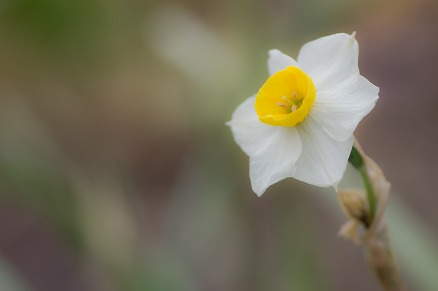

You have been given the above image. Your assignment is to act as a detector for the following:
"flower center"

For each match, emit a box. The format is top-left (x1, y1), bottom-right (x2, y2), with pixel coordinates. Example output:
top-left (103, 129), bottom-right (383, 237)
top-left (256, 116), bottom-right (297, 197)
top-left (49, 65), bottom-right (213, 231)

top-left (255, 66), bottom-right (316, 127)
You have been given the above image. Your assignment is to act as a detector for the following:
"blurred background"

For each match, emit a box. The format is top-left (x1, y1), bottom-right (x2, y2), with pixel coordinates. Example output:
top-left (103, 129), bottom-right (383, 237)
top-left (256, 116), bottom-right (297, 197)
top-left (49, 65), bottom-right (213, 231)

top-left (0, 0), bottom-right (437, 290)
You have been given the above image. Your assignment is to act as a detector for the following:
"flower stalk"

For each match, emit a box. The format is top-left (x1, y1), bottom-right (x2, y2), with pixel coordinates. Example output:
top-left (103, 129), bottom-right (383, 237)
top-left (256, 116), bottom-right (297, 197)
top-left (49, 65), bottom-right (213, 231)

top-left (348, 145), bottom-right (377, 222)
top-left (339, 141), bottom-right (405, 291)
top-left (364, 225), bottom-right (405, 291)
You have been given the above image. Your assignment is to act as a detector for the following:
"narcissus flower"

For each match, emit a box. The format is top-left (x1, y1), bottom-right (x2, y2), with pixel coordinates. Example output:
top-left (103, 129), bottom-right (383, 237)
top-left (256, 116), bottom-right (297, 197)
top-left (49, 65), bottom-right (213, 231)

top-left (227, 33), bottom-right (379, 196)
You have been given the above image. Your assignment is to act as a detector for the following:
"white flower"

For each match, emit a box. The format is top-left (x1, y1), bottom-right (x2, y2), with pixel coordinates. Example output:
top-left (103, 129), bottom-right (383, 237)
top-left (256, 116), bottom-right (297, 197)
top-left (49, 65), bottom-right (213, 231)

top-left (227, 33), bottom-right (379, 196)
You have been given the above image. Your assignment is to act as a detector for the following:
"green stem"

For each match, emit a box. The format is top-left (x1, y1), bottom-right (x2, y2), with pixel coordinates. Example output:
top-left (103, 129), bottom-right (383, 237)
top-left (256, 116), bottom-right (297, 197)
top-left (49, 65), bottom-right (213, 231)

top-left (359, 165), bottom-right (376, 221)
top-left (348, 146), bottom-right (377, 222)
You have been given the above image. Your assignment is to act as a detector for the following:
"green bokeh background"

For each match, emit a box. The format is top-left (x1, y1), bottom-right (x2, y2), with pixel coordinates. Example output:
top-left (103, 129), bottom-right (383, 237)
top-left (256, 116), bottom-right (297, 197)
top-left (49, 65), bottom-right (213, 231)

top-left (0, 0), bottom-right (437, 290)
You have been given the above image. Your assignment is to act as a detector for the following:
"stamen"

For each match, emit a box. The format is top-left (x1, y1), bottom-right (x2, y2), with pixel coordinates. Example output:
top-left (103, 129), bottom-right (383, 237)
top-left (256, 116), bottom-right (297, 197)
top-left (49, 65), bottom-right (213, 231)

top-left (282, 95), bottom-right (294, 103)
top-left (277, 102), bottom-right (289, 108)
top-left (292, 91), bottom-right (297, 99)
top-left (278, 94), bottom-right (301, 112)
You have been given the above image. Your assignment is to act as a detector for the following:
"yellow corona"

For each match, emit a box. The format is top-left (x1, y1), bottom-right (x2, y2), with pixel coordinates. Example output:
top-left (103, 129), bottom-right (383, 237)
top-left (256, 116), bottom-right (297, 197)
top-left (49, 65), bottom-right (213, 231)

top-left (255, 66), bottom-right (316, 127)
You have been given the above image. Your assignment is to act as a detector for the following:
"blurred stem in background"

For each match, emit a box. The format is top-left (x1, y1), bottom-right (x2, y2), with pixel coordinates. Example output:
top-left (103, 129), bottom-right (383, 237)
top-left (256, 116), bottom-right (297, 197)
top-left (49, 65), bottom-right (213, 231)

top-left (0, 256), bottom-right (33, 291)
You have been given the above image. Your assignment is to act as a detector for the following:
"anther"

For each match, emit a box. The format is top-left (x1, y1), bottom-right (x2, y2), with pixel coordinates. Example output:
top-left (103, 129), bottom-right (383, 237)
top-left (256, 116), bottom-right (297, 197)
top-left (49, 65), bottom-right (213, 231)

top-left (277, 102), bottom-right (289, 108)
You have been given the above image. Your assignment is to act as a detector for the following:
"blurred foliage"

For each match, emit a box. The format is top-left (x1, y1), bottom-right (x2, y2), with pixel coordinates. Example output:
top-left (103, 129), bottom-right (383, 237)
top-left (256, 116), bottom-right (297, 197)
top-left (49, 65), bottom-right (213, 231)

top-left (0, 0), bottom-right (437, 290)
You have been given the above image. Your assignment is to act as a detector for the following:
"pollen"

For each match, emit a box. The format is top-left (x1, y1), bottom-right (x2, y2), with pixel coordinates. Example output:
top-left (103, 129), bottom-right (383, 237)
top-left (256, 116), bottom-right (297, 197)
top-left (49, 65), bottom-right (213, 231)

top-left (255, 66), bottom-right (316, 127)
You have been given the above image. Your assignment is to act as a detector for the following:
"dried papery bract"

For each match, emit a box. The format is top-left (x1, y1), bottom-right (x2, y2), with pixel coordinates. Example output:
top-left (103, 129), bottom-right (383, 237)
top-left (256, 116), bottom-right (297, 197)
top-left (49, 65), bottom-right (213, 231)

top-left (338, 188), bottom-right (370, 226)
top-left (338, 219), bottom-right (361, 245)
top-left (338, 140), bottom-right (405, 291)
top-left (337, 188), bottom-right (368, 244)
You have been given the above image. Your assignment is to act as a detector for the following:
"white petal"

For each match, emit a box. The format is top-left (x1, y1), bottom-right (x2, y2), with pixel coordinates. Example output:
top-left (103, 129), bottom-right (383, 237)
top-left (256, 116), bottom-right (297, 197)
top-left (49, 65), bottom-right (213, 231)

top-left (267, 49), bottom-right (299, 75)
top-left (249, 126), bottom-right (301, 196)
top-left (310, 75), bottom-right (379, 141)
top-left (297, 33), bottom-right (359, 90)
top-left (227, 95), bottom-right (276, 157)
top-left (293, 117), bottom-right (353, 187)
top-left (227, 96), bottom-right (302, 196)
